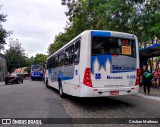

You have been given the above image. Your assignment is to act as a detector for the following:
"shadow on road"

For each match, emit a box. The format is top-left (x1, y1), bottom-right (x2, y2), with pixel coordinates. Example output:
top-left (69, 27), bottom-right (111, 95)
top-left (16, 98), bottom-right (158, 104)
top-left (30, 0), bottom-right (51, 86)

top-left (48, 86), bottom-right (135, 110)
top-left (65, 96), bottom-right (134, 108)
top-left (5, 82), bottom-right (24, 86)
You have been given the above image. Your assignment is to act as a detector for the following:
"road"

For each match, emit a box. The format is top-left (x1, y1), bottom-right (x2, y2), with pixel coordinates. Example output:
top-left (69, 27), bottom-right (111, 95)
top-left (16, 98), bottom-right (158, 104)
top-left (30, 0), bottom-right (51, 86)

top-left (0, 80), bottom-right (159, 127)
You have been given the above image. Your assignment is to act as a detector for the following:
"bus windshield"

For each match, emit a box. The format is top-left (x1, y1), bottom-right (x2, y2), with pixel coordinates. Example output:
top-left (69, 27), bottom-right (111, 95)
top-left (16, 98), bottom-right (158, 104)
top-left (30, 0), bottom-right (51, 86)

top-left (31, 65), bottom-right (42, 72)
top-left (92, 37), bottom-right (136, 57)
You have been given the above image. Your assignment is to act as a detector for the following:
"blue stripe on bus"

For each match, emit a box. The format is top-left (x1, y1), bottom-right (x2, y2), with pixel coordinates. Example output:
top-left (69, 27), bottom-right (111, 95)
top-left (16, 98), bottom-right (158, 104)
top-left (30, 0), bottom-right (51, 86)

top-left (91, 31), bottom-right (111, 37)
top-left (60, 77), bottom-right (73, 81)
top-left (50, 73), bottom-right (73, 81)
top-left (112, 70), bottom-right (136, 73)
top-left (48, 69), bottom-right (52, 75)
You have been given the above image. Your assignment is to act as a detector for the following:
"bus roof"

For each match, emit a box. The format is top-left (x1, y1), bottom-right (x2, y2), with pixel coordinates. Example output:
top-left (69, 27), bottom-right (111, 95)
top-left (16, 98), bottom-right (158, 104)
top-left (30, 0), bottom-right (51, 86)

top-left (140, 44), bottom-right (160, 58)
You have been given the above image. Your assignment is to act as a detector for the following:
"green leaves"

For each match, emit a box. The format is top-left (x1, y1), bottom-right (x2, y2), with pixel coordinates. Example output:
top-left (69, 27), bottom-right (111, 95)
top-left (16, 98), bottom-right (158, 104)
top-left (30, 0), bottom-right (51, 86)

top-left (5, 39), bottom-right (28, 73)
top-left (27, 53), bottom-right (47, 72)
top-left (0, 5), bottom-right (11, 51)
top-left (23, 54), bottom-right (47, 73)
top-left (48, 0), bottom-right (160, 54)
top-left (33, 54), bottom-right (47, 65)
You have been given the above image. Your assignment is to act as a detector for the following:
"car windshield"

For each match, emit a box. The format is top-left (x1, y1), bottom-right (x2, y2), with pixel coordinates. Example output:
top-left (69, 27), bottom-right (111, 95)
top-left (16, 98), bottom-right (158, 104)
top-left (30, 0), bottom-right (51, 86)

top-left (17, 74), bottom-right (22, 76)
top-left (10, 73), bottom-right (22, 77)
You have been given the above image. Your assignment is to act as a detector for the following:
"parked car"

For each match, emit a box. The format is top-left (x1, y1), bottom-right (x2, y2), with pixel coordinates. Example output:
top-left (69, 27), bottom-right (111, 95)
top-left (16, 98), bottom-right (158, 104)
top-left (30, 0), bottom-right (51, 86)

top-left (5, 73), bottom-right (23, 85)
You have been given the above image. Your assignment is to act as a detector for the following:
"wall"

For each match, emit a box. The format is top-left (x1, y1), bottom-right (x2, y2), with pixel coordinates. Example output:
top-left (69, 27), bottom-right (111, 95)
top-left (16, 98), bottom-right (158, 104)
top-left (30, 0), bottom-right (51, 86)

top-left (0, 53), bottom-right (7, 81)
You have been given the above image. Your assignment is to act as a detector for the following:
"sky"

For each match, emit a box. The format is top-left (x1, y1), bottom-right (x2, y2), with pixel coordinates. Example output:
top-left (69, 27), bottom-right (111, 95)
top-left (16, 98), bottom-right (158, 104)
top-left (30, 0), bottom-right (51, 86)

top-left (0, 0), bottom-right (67, 57)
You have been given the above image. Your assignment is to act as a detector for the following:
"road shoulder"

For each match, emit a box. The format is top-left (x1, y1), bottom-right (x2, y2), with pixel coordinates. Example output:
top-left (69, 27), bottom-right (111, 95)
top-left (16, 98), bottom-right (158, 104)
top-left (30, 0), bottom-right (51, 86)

top-left (0, 82), bottom-right (5, 86)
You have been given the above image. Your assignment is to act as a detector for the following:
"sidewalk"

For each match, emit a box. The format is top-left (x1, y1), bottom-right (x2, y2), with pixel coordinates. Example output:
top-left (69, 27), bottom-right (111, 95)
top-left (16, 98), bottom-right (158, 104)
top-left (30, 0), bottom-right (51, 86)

top-left (138, 86), bottom-right (160, 102)
top-left (139, 86), bottom-right (160, 97)
top-left (0, 81), bottom-right (5, 86)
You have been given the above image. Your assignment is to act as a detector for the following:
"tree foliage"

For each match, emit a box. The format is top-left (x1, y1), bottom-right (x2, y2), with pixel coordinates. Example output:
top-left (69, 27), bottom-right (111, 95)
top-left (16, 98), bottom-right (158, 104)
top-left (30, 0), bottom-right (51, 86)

top-left (26, 53), bottom-right (47, 73)
top-left (5, 37), bottom-right (47, 73)
top-left (0, 5), bottom-right (12, 51)
top-left (5, 38), bottom-right (28, 73)
top-left (48, 0), bottom-right (160, 54)
top-left (33, 53), bottom-right (47, 65)
top-left (27, 53), bottom-right (47, 66)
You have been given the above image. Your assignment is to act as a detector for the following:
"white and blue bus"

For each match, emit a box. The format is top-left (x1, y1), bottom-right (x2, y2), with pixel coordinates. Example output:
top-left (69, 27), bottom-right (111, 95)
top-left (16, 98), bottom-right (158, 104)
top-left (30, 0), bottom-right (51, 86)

top-left (45, 30), bottom-right (139, 97)
top-left (31, 65), bottom-right (43, 80)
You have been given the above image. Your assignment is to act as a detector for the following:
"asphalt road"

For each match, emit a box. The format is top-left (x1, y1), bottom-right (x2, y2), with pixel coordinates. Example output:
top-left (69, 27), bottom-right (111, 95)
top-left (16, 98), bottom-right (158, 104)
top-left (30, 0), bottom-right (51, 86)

top-left (0, 80), bottom-right (159, 127)
top-left (0, 80), bottom-right (71, 127)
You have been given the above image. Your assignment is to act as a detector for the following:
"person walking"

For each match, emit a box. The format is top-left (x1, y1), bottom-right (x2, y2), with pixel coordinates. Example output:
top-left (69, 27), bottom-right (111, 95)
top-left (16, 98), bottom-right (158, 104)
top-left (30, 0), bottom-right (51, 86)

top-left (140, 65), bottom-right (152, 96)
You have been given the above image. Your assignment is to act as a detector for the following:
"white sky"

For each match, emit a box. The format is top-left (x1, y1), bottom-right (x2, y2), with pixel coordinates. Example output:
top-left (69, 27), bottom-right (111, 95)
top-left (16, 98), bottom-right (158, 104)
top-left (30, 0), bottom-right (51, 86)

top-left (0, 0), bottom-right (67, 57)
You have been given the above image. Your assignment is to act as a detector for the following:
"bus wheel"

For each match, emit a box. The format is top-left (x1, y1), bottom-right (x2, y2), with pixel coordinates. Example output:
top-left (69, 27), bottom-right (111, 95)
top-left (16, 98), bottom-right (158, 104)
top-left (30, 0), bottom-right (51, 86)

top-left (59, 81), bottom-right (64, 98)
top-left (46, 80), bottom-right (50, 88)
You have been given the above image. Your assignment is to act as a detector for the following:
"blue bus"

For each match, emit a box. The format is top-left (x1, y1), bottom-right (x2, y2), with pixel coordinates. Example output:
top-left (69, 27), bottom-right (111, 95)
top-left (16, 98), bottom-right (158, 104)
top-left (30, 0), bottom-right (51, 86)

top-left (31, 65), bottom-right (43, 80)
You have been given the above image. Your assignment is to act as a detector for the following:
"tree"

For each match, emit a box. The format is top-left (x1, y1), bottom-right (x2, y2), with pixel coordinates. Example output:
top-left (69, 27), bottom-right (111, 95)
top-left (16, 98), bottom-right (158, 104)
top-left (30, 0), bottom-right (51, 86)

top-left (27, 56), bottom-right (34, 66)
top-left (25, 53), bottom-right (47, 73)
top-left (48, 0), bottom-right (160, 53)
top-left (134, 0), bottom-right (160, 47)
top-left (48, 32), bottom-right (74, 55)
top-left (5, 38), bottom-right (28, 73)
top-left (0, 5), bottom-right (12, 51)
top-left (28, 53), bottom-right (47, 66)
top-left (34, 53), bottom-right (47, 65)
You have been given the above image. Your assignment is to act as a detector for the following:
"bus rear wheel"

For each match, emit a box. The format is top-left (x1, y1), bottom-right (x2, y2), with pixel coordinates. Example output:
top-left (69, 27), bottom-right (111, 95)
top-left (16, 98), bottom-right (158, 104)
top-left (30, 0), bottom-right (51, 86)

top-left (59, 81), bottom-right (64, 98)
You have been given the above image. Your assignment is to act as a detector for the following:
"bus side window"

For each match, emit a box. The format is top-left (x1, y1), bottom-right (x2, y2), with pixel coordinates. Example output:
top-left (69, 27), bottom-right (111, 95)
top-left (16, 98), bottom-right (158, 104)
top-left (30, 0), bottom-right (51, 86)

top-left (49, 57), bottom-right (51, 69)
top-left (74, 40), bottom-right (80, 65)
top-left (47, 60), bottom-right (49, 69)
top-left (58, 51), bottom-right (64, 66)
top-left (64, 44), bottom-right (74, 66)
top-left (55, 55), bottom-right (59, 67)
top-left (69, 45), bottom-right (74, 65)
top-left (64, 50), bottom-right (68, 65)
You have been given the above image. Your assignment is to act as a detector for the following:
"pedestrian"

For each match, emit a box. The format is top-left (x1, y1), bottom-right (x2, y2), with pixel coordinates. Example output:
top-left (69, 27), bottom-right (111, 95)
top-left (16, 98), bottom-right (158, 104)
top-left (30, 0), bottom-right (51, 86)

top-left (152, 69), bottom-right (158, 88)
top-left (153, 68), bottom-right (160, 88)
top-left (140, 65), bottom-right (152, 96)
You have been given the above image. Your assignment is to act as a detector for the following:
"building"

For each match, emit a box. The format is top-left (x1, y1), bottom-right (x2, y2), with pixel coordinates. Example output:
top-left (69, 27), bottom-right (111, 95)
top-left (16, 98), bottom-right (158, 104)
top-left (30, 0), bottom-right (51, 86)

top-left (0, 53), bottom-right (7, 81)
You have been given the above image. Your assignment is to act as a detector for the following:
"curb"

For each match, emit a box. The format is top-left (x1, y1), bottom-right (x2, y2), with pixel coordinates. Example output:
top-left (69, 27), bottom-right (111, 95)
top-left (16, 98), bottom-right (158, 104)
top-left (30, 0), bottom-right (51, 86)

top-left (138, 94), bottom-right (160, 102)
top-left (0, 82), bottom-right (5, 86)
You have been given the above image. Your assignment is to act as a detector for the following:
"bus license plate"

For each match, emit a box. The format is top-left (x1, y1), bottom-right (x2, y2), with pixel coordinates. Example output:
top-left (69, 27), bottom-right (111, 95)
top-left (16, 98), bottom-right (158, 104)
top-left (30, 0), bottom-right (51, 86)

top-left (110, 91), bottom-right (119, 96)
